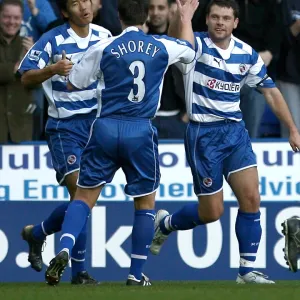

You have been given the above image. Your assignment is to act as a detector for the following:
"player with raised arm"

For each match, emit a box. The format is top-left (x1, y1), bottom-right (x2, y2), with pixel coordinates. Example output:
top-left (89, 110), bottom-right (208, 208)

top-left (150, 0), bottom-right (300, 284)
top-left (44, 0), bottom-right (198, 287)
top-left (18, 0), bottom-right (111, 285)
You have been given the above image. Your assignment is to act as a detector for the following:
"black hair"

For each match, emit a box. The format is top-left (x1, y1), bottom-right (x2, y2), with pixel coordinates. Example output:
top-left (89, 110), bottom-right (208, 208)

top-left (118, 0), bottom-right (149, 26)
top-left (206, 0), bottom-right (239, 19)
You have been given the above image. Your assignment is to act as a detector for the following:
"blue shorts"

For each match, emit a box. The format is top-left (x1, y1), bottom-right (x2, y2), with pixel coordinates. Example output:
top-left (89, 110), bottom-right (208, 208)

top-left (185, 120), bottom-right (257, 196)
top-left (45, 114), bottom-right (96, 185)
top-left (78, 116), bottom-right (160, 197)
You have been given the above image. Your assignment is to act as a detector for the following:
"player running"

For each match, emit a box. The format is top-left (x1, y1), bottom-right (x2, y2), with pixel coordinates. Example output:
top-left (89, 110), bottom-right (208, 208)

top-left (150, 0), bottom-right (300, 284)
top-left (18, 0), bottom-right (111, 285)
top-left (44, 0), bottom-right (198, 287)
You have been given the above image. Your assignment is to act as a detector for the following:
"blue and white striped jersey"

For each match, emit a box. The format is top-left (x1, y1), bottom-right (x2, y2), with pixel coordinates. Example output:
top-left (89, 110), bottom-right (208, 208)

top-left (18, 22), bottom-right (111, 119)
top-left (68, 27), bottom-right (195, 119)
top-left (180, 32), bottom-right (276, 123)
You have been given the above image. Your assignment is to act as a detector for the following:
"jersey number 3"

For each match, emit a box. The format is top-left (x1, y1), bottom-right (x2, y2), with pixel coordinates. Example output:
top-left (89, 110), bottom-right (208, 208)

top-left (128, 61), bottom-right (145, 103)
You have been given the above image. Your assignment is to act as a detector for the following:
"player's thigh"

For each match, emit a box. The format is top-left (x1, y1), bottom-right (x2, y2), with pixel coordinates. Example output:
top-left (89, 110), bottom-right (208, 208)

top-left (121, 120), bottom-right (160, 198)
top-left (224, 127), bottom-right (259, 212)
top-left (185, 122), bottom-right (224, 196)
top-left (64, 171), bottom-right (79, 200)
top-left (45, 118), bottom-right (83, 186)
top-left (77, 118), bottom-right (119, 190)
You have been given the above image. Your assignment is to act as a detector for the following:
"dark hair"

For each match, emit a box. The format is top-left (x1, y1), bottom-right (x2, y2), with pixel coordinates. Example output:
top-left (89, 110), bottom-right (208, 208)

top-left (0, 0), bottom-right (23, 13)
top-left (118, 0), bottom-right (149, 26)
top-left (206, 0), bottom-right (239, 19)
top-left (56, 0), bottom-right (68, 12)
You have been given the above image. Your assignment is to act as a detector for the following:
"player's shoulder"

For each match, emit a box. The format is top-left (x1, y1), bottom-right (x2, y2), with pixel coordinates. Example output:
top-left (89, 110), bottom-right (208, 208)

top-left (37, 23), bottom-right (71, 47)
top-left (90, 23), bottom-right (112, 38)
top-left (231, 35), bottom-right (255, 56)
top-left (193, 31), bottom-right (209, 42)
top-left (151, 34), bottom-right (192, 48)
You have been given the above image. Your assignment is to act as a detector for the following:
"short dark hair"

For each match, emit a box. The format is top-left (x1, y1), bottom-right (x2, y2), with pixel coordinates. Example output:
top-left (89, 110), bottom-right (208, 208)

top-left (206, 0), bottom-right (239, 19)
top-left (118, 0), bottom-right (149, 26)
top-left (0, 0), bottom-right (23, 13)
top-left (56, 0), bottom-right (68, 12)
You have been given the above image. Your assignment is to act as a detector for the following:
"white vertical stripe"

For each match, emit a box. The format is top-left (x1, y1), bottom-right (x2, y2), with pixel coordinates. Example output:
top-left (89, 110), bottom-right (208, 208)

top-left (149, 120), bottom-right (157, 192)
top-left (41, 221), bottom-right (48, 236)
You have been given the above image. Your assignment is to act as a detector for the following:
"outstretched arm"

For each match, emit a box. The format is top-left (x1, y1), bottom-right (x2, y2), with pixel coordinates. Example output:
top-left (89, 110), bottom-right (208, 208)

top-left (260, 87), bottom-right (300, 152)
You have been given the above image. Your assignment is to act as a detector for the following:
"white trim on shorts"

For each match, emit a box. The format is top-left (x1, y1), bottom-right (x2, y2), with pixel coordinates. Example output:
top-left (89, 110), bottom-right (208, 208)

top-left (77, 181), bottom-right (106, 189)
top-left (196, 186), bottom-right (223, 197)
top-left (59, 168), bottom-right (80, 185)
top-left (149, 120), bottom-right (157, 192)
top-left (226, 164), bottom-right (257, 181)
top-left (124, 186), bottom-right (159, 198)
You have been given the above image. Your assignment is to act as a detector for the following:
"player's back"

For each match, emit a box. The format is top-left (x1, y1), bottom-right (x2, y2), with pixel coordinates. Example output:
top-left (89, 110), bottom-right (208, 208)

top-left (94, 27), bottom-right (194, 119)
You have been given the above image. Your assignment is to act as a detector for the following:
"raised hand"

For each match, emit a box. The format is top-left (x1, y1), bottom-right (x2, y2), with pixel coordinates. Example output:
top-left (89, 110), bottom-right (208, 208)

top-left (176, 0), bottom-right (199, 22)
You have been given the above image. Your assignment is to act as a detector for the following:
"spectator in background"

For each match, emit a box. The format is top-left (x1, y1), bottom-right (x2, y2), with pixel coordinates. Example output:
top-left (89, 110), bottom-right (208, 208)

top-left (147, 0), bottom-right (188, 139)
top-left (21, 0), bottom-right (57, 42)
top-left (95, 0), bottom-right (121, 36)
top-left (0, 0), bottom-right (34, 143)
top-left (277, 0), bottom-right (300, 137)
top-left (20, 0), bottom-right (56, 141)
top-left (234, 0), bottom-right (282, 138)
top-left (169, 0), bottom-right (178, 21)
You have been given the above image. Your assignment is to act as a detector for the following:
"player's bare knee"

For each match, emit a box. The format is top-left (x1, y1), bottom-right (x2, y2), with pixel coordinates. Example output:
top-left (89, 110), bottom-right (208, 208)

top-left (134, 193), bottom-right (155, 210)
top-left (199, 205), bottom-right (223, 224)
top-left (239, 190), bottom-right (260, 212)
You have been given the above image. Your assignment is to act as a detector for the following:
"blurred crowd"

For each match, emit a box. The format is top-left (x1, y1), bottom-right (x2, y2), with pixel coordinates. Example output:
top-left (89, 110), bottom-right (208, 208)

top-left (0, 0), bottom-right (299, 143)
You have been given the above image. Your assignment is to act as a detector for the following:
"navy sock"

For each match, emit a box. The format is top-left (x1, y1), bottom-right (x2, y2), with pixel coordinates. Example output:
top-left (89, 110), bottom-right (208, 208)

top-left (129, 210), bottom-right (155, 280)
top-left (160, 203), bottom-right (204, 234)
top-left (235, 210), bottom-right (262, 276)
top-left (71, 222), bottom-right (87, 277)
top-left (32, 202), bottom-right (69, 241)
top-left (59, 200), bottom-right (90, 256)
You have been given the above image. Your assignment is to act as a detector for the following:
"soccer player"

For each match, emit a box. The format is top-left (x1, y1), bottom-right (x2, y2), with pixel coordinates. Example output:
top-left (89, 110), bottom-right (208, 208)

top-left (44, 0), bottom-right (198, 287)
top-left (18, 0), bottom-right (111, 285)
top-left (282, 216), bottom-right (300, 273)
top-left (150, 0), bottom-right (300, 283)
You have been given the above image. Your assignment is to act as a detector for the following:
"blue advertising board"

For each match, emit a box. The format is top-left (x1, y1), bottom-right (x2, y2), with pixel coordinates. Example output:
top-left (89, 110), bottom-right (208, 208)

top-left (0, 201), bottom-right (300, 282)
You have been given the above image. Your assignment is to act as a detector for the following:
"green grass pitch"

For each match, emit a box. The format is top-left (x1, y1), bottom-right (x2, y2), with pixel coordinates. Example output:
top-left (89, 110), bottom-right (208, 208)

top-left (1, 281), bottom-right (300, 300)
